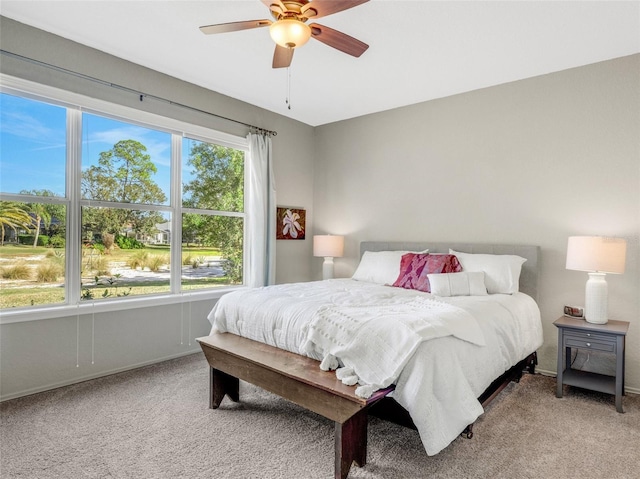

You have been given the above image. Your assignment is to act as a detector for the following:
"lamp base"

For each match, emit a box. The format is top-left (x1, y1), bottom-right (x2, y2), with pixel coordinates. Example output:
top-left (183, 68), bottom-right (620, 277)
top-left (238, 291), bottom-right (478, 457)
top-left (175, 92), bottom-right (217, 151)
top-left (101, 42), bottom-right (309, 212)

top-left (322, 257), bottom-right (335, 280)
top-left (584, 272), bottom-right (608, 324)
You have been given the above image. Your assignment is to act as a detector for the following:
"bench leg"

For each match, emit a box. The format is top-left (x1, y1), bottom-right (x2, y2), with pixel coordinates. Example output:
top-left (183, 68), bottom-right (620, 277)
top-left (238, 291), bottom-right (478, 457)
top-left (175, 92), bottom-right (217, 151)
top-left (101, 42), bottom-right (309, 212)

top-left (210, 367), bottom-right (240, 409)
top-left (335, 409), bottom-right (368, 479)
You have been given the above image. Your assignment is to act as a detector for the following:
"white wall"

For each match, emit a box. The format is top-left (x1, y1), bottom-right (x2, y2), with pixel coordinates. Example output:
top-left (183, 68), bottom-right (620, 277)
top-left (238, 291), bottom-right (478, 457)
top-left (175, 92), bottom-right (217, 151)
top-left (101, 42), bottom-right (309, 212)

top-left (0, 17), bottom-right (316, 400)
top-left (313, 55), bottom-right (640, 391)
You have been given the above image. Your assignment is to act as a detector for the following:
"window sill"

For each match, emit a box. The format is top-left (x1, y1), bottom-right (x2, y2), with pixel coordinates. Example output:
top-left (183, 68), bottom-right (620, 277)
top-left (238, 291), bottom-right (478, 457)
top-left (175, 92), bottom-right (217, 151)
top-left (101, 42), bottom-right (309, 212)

top-left (0, 286), bottom-right (245, 325)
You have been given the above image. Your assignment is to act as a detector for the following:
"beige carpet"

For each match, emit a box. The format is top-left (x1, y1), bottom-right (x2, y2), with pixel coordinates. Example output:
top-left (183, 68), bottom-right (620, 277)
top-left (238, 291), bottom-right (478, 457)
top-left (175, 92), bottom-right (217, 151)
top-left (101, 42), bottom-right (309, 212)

top-left (1, 353), bottom-right (638, 479)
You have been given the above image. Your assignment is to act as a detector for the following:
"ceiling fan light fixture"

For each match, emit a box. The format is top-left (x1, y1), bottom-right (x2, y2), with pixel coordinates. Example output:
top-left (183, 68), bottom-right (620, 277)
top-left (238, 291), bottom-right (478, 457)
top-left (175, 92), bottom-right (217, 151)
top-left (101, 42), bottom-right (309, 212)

top-left (269, 19), bottom-right (311, 48)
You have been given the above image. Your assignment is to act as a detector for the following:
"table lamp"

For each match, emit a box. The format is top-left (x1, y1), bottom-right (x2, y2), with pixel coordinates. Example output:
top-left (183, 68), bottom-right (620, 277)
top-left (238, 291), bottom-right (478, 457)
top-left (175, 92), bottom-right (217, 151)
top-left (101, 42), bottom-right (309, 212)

top-left (565, 236), bottom-right (627, 324)
top-left (313, 235), bottom-right (344, 280)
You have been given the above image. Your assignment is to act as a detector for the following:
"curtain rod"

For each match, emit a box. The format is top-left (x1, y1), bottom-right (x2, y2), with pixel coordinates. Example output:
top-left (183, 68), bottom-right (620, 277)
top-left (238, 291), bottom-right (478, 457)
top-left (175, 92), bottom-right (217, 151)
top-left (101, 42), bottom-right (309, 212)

top-left (0, 49), bottom-right (277, 137)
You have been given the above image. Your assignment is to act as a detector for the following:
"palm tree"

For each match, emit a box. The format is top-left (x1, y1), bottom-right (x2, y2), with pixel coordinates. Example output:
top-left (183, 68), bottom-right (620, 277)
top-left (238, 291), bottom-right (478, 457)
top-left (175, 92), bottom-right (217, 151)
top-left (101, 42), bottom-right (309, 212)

top-left (0, 202), bottom-right (32, 246)
top-left (19, 190), bottom-right (58, 247)
top-left (27, 203), bottom-right (52, 247)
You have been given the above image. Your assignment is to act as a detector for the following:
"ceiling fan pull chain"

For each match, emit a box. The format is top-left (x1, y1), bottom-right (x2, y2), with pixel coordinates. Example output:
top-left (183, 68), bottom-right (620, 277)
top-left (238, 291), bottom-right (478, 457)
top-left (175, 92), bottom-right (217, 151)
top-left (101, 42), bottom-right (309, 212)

top-left (286, 65), bottom-right (292, 110)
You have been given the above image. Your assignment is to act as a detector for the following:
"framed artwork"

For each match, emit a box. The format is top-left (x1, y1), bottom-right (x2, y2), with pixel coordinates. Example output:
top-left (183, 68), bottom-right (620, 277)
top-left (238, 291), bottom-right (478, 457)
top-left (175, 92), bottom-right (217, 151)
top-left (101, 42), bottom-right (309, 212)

top-left (276, 207), bottom-right (306, 240)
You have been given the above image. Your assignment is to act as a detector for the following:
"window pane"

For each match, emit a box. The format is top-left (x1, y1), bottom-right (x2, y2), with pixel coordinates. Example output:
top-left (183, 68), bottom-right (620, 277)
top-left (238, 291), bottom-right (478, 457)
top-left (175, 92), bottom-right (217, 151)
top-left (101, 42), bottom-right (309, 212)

top-left (81, 206), bottom-right (170, 300)
top-left (0, 201), bottom-right (66, 309)
top-left (82, 114), bottom-right (171, 205)
top-left (0, 93), bottom-right (67, 196)
top-left (182, 138), bottom-right (244, 212)
top-left (181, 214), bottom-right (243, 290)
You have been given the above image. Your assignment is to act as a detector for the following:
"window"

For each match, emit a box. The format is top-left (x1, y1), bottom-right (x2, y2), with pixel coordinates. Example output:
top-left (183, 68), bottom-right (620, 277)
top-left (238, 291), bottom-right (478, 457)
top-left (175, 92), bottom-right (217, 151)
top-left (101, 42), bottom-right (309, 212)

top-left (182, 137), bottom-right (245, 290)
top-left (80, 114), bottom-right (172, 300)
top-left (0, 93), bottom-right (68, 308)
top-left (0, 82), bottom-right (248, 312)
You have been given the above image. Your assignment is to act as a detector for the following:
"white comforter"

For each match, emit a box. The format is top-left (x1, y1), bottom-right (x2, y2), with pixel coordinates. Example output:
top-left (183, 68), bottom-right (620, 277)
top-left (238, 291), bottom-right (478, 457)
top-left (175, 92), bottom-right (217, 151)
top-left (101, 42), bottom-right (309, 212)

top-left (302, 294), bottom-right (486, 399)
top-left (207, 279), bottom-right (543, 455)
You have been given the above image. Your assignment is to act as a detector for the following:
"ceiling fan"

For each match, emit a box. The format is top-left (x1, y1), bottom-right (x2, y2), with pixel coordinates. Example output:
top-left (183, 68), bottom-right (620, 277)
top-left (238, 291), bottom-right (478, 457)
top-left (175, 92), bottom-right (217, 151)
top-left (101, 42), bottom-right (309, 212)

top-left (199, 0), bottom-right (370, 68)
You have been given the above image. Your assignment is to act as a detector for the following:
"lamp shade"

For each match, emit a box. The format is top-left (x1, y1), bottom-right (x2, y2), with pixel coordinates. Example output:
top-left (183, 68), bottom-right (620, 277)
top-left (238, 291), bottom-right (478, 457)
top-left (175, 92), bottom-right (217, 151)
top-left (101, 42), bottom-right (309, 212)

top-left (313, 235), bottom-right (344, 258)
top-left (566, 236), bottom-right (627, 274)
top-left (269, 19), bottom-right (311, 48)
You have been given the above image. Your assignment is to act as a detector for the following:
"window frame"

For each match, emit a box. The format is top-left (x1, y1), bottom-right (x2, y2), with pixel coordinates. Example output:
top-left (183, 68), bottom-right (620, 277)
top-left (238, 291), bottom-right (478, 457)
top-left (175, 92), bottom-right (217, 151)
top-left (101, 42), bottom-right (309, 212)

top-left (0, 74), bottom-right (249, 324)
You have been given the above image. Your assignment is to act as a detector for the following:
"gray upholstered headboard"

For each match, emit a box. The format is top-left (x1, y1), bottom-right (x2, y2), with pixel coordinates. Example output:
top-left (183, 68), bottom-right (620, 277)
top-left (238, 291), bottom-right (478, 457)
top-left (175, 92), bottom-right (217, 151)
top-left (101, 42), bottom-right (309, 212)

top-left (360, 241), bottom-right (540, 301)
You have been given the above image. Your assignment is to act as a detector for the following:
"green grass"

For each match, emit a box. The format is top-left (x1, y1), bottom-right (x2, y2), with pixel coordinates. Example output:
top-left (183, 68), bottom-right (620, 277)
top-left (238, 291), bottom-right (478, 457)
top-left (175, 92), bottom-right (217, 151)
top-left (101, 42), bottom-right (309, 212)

top-left (1, 277), bottom-right (233, 309)
top-left (0, 244), bottom-right (50, 257)
top-left (0, 285), bottom-right (65, 309)
top-left (0, 242), bottom-right (228, 309)
top-left (1, 244), bottom-right (220, 260)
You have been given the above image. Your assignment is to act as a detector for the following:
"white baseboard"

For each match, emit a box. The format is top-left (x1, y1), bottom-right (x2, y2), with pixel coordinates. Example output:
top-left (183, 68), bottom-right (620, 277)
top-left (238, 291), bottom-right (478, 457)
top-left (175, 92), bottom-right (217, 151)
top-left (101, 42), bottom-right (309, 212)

top-left (534, 367), bottom-right (639, 396)
top-left (0, 349), bottom-right (202, 402)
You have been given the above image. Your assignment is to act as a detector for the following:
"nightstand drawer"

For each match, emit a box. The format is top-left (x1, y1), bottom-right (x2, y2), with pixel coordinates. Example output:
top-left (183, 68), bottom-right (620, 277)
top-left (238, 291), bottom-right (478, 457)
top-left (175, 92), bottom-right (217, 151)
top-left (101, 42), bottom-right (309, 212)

top-left (563, 329), bottom-right (615, 344)
top-left (564, 335), bottom-right (616, 353)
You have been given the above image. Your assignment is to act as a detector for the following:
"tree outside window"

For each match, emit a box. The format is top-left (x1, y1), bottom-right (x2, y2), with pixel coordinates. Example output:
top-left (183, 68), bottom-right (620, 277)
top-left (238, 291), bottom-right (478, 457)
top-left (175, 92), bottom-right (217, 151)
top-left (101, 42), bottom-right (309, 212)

top-left (0, 91), bottom-right (248, 310)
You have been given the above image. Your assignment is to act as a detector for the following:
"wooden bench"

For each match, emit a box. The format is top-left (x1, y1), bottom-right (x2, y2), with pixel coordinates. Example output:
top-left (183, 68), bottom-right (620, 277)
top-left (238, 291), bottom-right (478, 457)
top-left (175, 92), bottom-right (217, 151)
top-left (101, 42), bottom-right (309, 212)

top-left (197, 332), bottom-right (394, 479)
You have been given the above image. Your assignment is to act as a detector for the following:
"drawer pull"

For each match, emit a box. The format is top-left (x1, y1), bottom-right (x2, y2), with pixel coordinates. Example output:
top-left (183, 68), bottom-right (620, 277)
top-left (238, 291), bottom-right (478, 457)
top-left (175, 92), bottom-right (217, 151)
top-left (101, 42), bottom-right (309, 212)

top-left (586, 342), bottom-right (591, 347)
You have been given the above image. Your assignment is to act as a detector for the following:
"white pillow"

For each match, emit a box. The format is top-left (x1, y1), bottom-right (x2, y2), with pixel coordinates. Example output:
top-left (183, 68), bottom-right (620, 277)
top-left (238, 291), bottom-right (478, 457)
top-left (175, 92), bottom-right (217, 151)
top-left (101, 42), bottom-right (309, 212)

top-left (427, 272), bottom-right (488, 297)
top-left (352, 250), bottom-right (428, 285)
top-left (449, 249), bottom-right (526, 294)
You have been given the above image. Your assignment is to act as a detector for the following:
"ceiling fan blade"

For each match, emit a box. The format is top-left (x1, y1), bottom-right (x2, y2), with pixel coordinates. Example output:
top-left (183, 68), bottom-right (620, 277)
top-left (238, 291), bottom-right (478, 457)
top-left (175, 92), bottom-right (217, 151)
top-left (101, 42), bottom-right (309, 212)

top-left (260, 0), bottom-right (286, 15)
top-left (272, 45), bottom-right (294, 68)
top-left (309, 23), bottom-right (368, 57)
top-left (301, 0), bottom-right (369, 19)
top-left (199, 19), bottom-right (271, 35)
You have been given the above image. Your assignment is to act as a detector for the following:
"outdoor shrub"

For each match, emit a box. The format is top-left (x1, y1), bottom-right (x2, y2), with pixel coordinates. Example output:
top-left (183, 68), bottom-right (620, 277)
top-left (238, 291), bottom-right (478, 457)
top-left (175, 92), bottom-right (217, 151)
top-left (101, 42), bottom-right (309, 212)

top-left (128, 251), bottom-right (149, 269)
top-left (82, 246), bottom-right (103, 271)
top-left (50, 253), bottom-right (65, 268)
top-left (222, 247), bottom-right (243, 284)
top-left (1, 262), bottom-right (31, 280)
top-left (182, 254), bottom-right (193, 266)
top-left (46, 249), bottom-right (65, 260)
top-left (81, 288), bottom-right (94, 300)
top-left (93, 257), bottom-right (111, 276)
top-left (48, 235), bottom-right (65, 248)
top-left (115, 235), bottom-right (144, 250)
top-left (18, 234), bottom-right (49, 246)
top-left (92, 243), bottom-right (105, 255)
top-left (102, 232), bottom-right (115, 253)
top-left (145, 254), bottom-right (168, 272)
top-left (35, 263), bottom-right (63, 282)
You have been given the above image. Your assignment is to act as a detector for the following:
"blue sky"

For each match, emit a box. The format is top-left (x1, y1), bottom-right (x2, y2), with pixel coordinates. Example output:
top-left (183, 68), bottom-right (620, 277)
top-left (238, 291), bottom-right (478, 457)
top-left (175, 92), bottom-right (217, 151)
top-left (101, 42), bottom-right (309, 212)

top-left (0, 92), bottom-right (179, 201)
top-left (0, 93), bottom-right (67, 196)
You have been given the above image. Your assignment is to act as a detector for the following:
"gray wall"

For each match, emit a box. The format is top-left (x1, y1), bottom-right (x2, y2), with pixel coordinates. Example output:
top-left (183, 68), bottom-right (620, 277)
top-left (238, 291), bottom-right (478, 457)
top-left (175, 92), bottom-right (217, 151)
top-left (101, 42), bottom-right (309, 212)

top-left (313, 54), bottom-right (640, 392)
top-left (0, 17), bottom-right (316, 400)
top-left (2, 15), bottom-right (639, 399)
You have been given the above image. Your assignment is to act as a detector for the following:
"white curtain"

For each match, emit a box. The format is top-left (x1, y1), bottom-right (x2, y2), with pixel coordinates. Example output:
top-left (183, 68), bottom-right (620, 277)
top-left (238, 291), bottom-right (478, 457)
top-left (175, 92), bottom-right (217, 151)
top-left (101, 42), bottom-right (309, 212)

top-left (246, 132), bottom-right (276, 287)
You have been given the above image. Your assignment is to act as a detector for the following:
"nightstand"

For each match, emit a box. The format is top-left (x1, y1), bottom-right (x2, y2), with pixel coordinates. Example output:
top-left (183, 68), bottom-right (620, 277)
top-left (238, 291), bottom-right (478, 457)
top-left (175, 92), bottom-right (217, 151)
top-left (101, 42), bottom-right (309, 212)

top-left (554, 316), bottom-right (629, 412)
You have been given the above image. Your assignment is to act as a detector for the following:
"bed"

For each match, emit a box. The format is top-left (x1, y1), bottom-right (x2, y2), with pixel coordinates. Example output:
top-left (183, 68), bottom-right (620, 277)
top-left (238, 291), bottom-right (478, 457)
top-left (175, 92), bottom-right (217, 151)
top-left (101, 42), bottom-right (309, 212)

top-left (197, 241), bottom-right (543, 479)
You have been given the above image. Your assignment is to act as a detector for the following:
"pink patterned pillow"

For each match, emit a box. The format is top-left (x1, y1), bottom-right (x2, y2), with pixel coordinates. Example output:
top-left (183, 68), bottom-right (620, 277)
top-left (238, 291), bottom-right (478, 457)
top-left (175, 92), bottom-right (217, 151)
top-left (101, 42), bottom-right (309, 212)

top-left (392, 253), bottom-right (462, 292)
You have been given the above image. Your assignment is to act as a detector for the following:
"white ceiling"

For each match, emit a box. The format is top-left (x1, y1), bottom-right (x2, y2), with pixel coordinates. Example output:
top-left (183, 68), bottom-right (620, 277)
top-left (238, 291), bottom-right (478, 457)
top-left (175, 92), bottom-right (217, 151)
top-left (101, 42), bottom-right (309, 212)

top-left (2, 1), bottom-right (639, 126)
